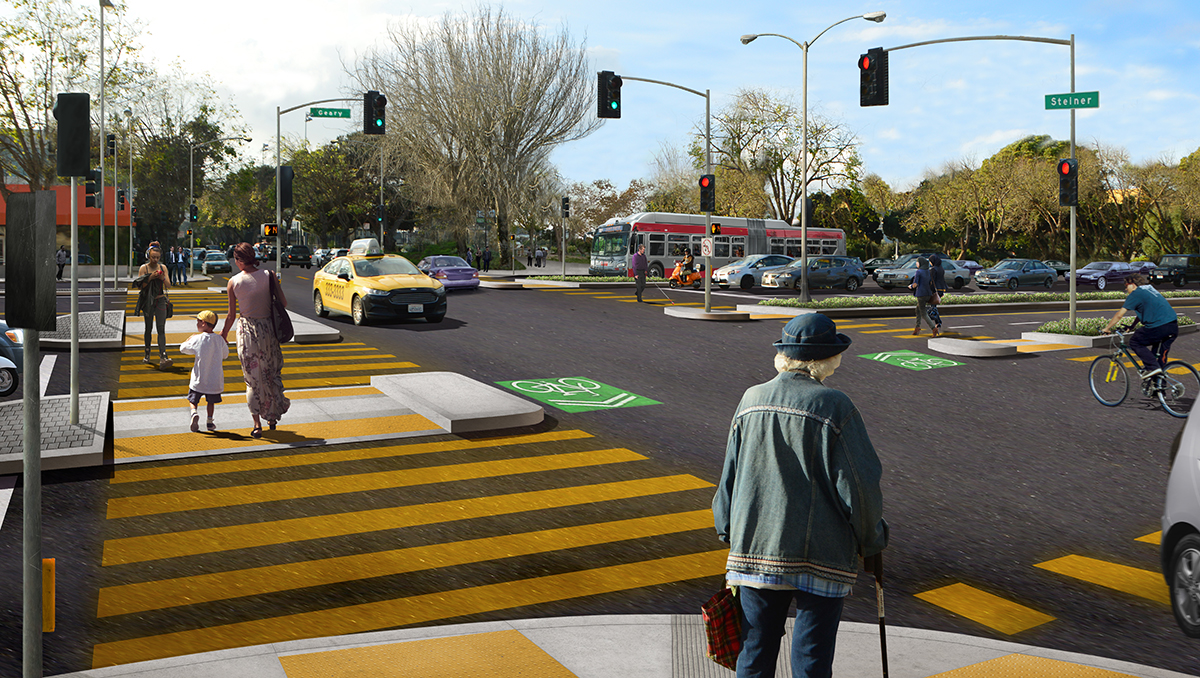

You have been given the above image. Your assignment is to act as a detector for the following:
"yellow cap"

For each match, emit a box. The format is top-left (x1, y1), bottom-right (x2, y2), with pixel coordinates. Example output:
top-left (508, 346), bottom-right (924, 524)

top-left (196, 310), bottom-right (218, 326)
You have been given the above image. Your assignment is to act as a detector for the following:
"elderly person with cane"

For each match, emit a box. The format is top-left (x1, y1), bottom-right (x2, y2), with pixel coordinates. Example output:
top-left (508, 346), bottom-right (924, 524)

top-left (713, 313), bottom-right (888, 678)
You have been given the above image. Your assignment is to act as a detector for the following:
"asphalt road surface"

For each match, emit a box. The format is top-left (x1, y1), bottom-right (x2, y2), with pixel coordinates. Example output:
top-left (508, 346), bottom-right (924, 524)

top-left (0, 269), bottom-right (1197, 675)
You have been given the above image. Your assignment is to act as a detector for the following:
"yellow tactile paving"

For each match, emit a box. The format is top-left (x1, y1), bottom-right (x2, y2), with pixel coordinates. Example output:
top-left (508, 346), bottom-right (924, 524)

top-left (1034, 555), bottom-right (1168, 604)
top-left (927, 653), bottom-right (1140, 677)
top-left (97, 509), bottom-right (713, 617)
top-left (1135, 531), bottom-right (1162, 545)
top-left (111, 429), bottom-right (593, 483)
top-left (89, 549), bottom-right (729, 668)
top-left (100, 475), bottom-right (713, 565)
top-left (914, 583), bottom-right (1055, 634)
top-left (113, 386), bottom-right (382, 412)
top-left (112, 413), bottom-right (438, 460)
top-left (277, 630), bottom-right (578, 678)
top-left (107, 447), bottom-right (646, 519)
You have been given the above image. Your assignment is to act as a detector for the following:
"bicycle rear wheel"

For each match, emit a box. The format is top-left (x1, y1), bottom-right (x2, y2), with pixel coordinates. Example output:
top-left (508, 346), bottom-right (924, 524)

top-left (1089, 355), bottom-right (1129, 406)
top-left (1158, 360), bottom-right (1200, 418)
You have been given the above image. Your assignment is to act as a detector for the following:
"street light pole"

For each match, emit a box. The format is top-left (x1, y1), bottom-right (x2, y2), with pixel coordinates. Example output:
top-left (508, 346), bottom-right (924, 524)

top-left (741, 12), bottom-right (886, 303)
top-left (125, 109), bottom-right (133, 279)
top-left (97, 0), bottom-right (114, 318)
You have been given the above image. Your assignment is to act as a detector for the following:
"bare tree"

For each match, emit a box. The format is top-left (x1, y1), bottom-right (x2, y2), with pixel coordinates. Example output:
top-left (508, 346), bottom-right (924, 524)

top-left (350, 5), bottom-right (600, 263)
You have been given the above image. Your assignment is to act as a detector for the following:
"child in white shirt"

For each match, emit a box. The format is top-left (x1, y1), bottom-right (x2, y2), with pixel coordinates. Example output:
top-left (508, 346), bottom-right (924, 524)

top-left (179, 310), bottom-right (229, 432)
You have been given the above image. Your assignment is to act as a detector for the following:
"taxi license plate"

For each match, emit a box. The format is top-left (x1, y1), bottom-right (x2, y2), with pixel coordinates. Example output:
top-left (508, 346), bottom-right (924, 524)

top-left (408, 303), bottom-right (424, 313)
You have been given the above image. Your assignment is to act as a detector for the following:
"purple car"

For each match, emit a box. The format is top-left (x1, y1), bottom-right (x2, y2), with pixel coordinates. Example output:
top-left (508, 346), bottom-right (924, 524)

top-left (417, 255), bottom-right (480, 290)
top-left (1075, 261), bottom-right (1142, 290)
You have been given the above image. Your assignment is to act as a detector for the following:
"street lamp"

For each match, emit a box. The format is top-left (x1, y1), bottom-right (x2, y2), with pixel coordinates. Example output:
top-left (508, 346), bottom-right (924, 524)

top-left (741, 11), bottom-right (885, 301)
top-left (189, 136), bottom-right (251, 237)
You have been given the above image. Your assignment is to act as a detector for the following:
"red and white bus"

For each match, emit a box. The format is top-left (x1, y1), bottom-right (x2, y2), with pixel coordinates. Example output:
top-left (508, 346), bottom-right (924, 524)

top-left (590, 212), bottom-right (846, 278)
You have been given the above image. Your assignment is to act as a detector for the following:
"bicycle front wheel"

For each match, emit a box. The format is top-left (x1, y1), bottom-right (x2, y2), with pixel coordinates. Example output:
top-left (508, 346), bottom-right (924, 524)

top-left (1089, 355), bottom-right (1129, 406)
top-left (1158, 360), bottom-right (1200, 418)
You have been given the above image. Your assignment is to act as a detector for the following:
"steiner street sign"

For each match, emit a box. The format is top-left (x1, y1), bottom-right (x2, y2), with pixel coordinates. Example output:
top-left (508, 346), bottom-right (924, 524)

top-left (309, 107), bottom-right (351, 119)
top-left (1045, 92), bottom-right (1099, 110)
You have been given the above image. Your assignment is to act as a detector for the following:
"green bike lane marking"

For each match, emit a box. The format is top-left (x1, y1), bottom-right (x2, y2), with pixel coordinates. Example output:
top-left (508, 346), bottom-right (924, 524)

top-left (860, 350), bottom-right (963, 371)
top-left (497, 377), bottom-right (661, 413)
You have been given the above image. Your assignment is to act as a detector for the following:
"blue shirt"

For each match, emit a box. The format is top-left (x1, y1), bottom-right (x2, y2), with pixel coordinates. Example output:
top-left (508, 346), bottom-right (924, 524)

top-left (912, 268), bottom-right (934, 297)
top-left (1123, 285), bottom-right (1177, 328)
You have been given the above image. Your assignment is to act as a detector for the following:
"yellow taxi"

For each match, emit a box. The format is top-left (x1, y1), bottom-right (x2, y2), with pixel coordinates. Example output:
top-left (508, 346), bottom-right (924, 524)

top-left (312, 238), bottom-right (447, 325)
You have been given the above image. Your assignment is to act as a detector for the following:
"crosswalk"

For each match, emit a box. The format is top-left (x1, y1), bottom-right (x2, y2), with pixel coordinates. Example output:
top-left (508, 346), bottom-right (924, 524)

top-left (90, 429), bottom-right (725, 668)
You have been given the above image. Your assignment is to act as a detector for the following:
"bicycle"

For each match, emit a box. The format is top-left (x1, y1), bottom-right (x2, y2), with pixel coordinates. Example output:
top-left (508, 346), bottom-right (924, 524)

top-left (1088, 328), bottom-right (1200, 418)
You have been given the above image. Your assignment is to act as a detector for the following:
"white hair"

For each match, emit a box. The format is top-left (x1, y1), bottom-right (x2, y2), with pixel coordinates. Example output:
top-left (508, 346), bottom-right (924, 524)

top-left (775, 352), bottom-right (842, 382)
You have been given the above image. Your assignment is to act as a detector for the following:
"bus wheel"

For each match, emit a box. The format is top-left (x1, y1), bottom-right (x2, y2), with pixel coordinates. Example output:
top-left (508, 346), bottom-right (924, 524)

top-left (649, 263), bottom-right (663, 279)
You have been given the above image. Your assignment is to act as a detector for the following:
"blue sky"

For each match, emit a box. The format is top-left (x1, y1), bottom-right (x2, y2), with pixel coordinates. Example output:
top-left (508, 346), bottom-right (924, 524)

top-left (125, 0), bottom-right (1199, 194)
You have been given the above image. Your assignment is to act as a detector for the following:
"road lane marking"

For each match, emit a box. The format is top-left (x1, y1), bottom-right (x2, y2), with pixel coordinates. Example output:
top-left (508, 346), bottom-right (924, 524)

top-left (950, 325), bottom-right (984, 329)
top-left (862, 328), bottom-right (914, 334)
top-left (113, 386), bottom-right (382, 412)
top-left (0, 475), bottom-right (14, 531)
top-left (106, 448), bottom-right (648, 519)
top-left (914, 583), bottom-right (1055, 634)
top-left (120, 353), bottom-right (395, 371)
top-left (1009, 321), bottom-right (1046, 325)
top-left (119, 375), bottom-right (409, 399)
top-left (1135, 531), bottom-right (1161, 545)
top-left (101, 474), bottom-right (713, 565)
top-left (838, 324), bottom-right (886, 329)
top-left (40, 354), bottom-right (55, 397)
top-left (97, 509), bottom-right (714, 617)
top-left (89, 549), bottom-right (729, 667)
top-left (119, 345), bottom-right (376, 362)
top-left (117, 361), bottom-right (418, 384)
top-left (1034, 555), bottom-right (1168, 604)
top-left (111, 429), bottom-right (594, 484)
top-left (112, 414), bottom-right (438, 460)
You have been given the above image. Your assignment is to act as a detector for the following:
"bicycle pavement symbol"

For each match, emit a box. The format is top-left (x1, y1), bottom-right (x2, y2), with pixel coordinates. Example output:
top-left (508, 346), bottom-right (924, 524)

top-left (860, 350), bottom-right (963, 372)
top-left (497, 377), bottom-right (661, 413)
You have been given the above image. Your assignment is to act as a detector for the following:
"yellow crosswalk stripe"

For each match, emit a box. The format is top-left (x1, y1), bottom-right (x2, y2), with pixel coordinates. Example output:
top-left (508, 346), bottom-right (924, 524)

top-left (839, 324), bottom-right (886, 329)
top-left (1034, 555), bottom-right (1168, 604)
top-left (100, 475), bottom-right (712, 565)
top-left (914, 583), bottom-right (1055, 634)
top-left (106, 448), bottom-right (648, 519)
top-left (97, 509), bottom-right (714, 617)
top-left (112, 429), bottom-right (594, 483)
top-left (118, 374), bottom-right (398, 399)
top-left (119, 345), bottom-right (375, 362)
top-left (117, 361), bottom-right (418, 384)
top-left (113, 414), bottom-right (438, 460)
top-left (112, 386), bottom-right (382, 412)
top-left (862, 328), bottom-right (912, 334)
top-left (90, 549), bottom-right (729, 667)
top-left (120, 353), bottom-right (395, 372)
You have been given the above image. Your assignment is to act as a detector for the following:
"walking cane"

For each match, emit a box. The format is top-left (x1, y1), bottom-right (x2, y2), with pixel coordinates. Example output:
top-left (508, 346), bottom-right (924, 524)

top-left (873, 553), bottom-right (889, 678)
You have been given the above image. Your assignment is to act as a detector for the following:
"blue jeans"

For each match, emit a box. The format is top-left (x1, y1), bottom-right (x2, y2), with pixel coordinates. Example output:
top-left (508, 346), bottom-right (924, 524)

top-left (736, 586), bottom-right (845, 678)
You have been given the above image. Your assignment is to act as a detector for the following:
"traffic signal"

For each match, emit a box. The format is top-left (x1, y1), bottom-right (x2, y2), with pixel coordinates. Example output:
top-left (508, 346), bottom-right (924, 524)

top-left (53, 93), bottom-right (90, 177)
top-left (859, 47), bottom-right (889, 107)
top-left (699, 174), bottom-right (716, 213)
top-left (364, 90), bottom-right (387, 135)
top-left (262, 223), bottom-right (278, 237)
top-left (597, 71), bottom-right (622, 119)
top-left (1058, 158), bottom-right (1078, 207)
top-left (711, 223), bottom-right (721, 235)
top-left (280, 165), bottom-right (294, 209)
top-left (106, 133), bottom-right (116, 157)
top-left (562, 196), bottom-right (570, 218)
top-left (376, 203), bottom-right (386, 225)
top-left (189, 203), bottom-right (198, 222)
top-left (187, 229), bottom-right (193, 239)
top-left (131, 205), bottom-right (138, 225)
top-left (84, 169), bottom-right (101, 208)
top-left (118, 190), bottom-right (126, 210)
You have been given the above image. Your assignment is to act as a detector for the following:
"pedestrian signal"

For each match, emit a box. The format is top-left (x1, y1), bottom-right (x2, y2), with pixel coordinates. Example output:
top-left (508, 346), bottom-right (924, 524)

top-left (261, 223), bottom-right (279, 237)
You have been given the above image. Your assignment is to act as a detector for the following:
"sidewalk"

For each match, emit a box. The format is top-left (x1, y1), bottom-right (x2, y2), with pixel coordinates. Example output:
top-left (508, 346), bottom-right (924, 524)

top-left (55, 615), bottom-right (1195, 677)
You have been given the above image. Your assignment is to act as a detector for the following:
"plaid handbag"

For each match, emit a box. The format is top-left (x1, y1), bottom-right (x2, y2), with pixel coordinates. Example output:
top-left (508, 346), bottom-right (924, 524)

top-left (701, 586), bottom-right (741, 670)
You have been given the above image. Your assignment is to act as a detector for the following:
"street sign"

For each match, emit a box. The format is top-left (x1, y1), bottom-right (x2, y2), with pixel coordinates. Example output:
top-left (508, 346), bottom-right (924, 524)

top-left (309, 107), bottom-right (351, 119)
top-left (701, 238), bottom-right (713, 257)
top-left (497, 377), bottom-right (660, 413)
top-left (859, 350), bottom-right (962, 371)
top-left (1044, 92), bottom-right (1099, 110)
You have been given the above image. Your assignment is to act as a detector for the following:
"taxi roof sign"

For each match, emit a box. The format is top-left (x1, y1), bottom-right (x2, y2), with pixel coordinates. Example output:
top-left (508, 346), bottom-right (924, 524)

top-left (348, 238), bottom-right (383, 256)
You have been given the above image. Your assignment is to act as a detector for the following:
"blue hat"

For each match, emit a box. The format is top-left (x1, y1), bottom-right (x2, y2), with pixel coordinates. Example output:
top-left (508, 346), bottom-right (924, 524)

top-left (774, 314), bottom-right (852, 360)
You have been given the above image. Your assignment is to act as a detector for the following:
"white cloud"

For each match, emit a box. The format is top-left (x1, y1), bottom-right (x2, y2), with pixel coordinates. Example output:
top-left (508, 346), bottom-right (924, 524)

top-left (960, 129), bottom-right (1029, 154)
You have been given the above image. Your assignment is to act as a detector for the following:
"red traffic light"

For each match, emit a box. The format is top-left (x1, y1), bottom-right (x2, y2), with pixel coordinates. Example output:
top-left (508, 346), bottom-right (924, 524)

top-left (699, 176), bottom-right (712, 189)
top-left (1059, 160), bottom-right (1073, 175)
top-left (859, 56), bottom-right (870, 70)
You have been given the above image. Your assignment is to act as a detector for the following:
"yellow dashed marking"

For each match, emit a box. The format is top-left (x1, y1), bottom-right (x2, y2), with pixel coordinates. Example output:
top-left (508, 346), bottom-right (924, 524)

top-left (1034, 555), bottom-right (1168, 604)
top-left (914, 583), bottom-right (1055, 634)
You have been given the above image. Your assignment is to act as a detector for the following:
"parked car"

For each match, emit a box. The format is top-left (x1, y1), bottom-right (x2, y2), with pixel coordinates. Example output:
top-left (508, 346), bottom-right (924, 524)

top-left (1074, 261), bottom-right (1139, 290)
top-left (875, 258), bottom-right (972, 291)
top-left (1043, 259), bottom-right (1071, 278)
top-left (0, 322), bottom-right (24, 397)
top-left (873, 251), bottom-right (950, 282)
top-left (1162, 410), bottom-right (1200, 637)
top-left (955, 260), bottom-right (984, 276)
top-left (281, 244), bottom-right (312, 269)
top-left (312, 238), bottom-right (447, 325)
top-left (862, 257), bottom-right (894, 276)
top-left (311, 248), bottom-right (331, 267)
top-left (417, 255), bottom-right (481, 290)
top-left (763, 255), bottom-right (867, 292)
top-left (1153, 254), bottom-right (1200, 287)
top-left (191, 248), bottom-right (208, 271)
top-left (712, 254), bottom-right (794, 290)
top-left (975, 258), bottom-right (1057, 290)
top-left (202, 252), bottom-right (232, 274)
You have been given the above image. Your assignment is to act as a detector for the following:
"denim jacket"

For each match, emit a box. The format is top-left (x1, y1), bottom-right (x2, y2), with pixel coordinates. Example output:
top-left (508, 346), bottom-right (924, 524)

top-left (712, 370), bottom-right (888, 585)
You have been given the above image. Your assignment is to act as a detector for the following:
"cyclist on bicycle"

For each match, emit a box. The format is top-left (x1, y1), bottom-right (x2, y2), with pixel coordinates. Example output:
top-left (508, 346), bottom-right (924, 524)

top-left (1102, 273), bottom-right (1179, 380)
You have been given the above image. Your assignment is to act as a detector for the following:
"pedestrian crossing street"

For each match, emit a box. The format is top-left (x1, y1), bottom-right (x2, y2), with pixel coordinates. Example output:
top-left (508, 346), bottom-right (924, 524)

top-left (90, 428), bottom-right (726, 668)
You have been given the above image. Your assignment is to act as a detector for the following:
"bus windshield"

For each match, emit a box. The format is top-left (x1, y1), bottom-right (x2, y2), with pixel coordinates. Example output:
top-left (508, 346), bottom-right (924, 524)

top-left (592, 232), bottom-right (629, 256)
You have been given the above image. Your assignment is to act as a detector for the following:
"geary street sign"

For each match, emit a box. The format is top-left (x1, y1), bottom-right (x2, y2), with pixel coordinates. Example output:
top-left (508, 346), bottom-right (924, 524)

top-left (1045, 92), bottom-right (1099, 110)
top-left (309, 107), bottom-right (351, 119)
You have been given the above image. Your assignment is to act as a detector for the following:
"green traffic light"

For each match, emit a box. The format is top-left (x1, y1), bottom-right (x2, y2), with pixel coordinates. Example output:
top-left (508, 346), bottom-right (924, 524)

top-left (610, 101), bottom-right (619, 110)
top-left (375, 118), bottom-right (383, 127)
